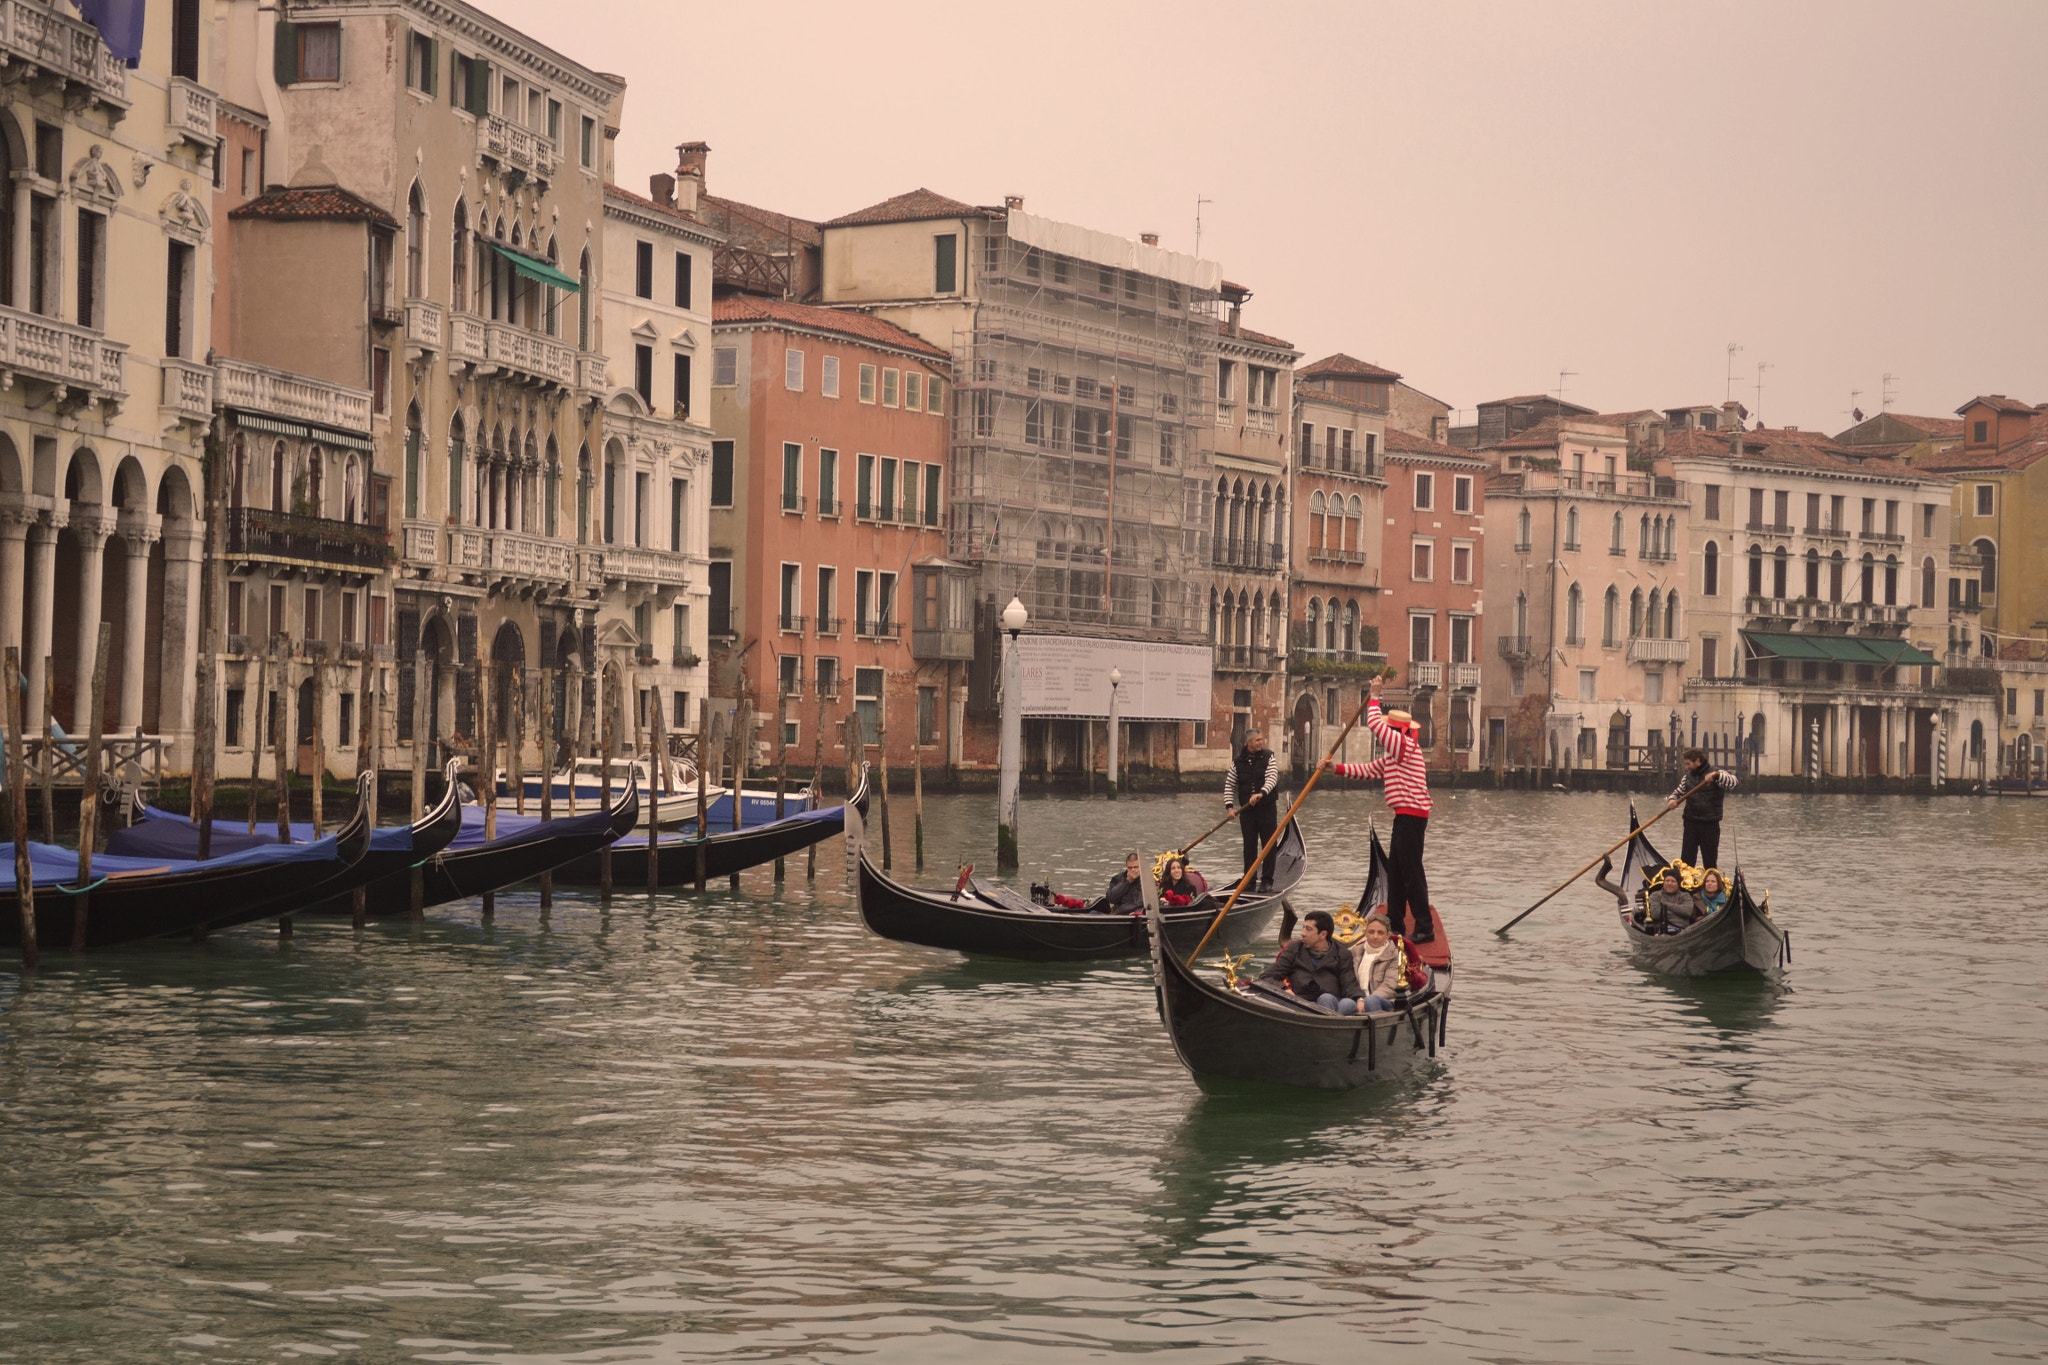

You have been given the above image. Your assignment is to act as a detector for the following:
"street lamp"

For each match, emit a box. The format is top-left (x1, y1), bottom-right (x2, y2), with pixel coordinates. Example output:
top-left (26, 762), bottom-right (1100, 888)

top-left (1107, 666), bottom-right (1123, 801)
top-left (997, 596), bottom-right (1027, 868)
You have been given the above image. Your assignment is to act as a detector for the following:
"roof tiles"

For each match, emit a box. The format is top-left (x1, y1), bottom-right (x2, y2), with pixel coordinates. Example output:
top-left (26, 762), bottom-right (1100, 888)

top-left (228, 184), bottom-right (397, 226)
top-left (712, 296), bottom-right (949, 361)
top-left (1299, 352), bottom-right (1401, 381)
top-left (823, 188), bottom-right (991, 228)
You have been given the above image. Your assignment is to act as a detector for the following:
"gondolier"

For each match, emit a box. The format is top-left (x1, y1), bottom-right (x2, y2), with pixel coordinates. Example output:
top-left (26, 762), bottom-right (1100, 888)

top-left (1320, 677), bottom-right (1434, 943)
top-left (1665, 747), bottom-right (1737, 871)
top-left (1223, 729), bottom-right (1280, 891)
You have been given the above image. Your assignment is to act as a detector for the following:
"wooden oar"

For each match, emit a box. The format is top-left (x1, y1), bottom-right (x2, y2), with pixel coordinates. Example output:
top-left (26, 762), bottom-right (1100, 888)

top-left (1175, 807), bottom-right (1238, 860)
top-left (1187, 696), bottom-right (1372, 963)
top-left (1492, 800), bottom-right (1682, 935)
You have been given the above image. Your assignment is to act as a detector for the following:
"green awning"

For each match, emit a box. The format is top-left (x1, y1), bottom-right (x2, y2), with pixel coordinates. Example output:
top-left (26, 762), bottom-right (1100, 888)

top-left (231, 413), bottom-right (309, 439)
top-left (1742, 631), bottom-right (1939, 667)
top-left (490, 242), bottom-right (580, 292)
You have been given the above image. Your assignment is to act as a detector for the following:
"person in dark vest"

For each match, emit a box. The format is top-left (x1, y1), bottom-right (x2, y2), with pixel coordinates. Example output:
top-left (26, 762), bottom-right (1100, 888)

top-left (1223, 729), bottom-right (1279, 890)
top-left (1665, 747), bottom-right (1738, 870)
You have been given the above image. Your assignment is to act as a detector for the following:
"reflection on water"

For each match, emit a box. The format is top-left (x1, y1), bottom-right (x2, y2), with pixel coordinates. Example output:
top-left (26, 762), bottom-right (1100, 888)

top-left (2, 789), bottom-right (2046, 1362)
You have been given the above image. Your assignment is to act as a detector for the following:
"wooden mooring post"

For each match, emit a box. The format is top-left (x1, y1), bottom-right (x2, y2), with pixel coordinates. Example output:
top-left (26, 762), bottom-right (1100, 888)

top-left (646, 684), bottom-right (663, 896)
top-left (71, 623), bottom-right (111, 952)
top-left (806, 687), bottom-right (825, 881)
top-left (354, 650), bottom-right (375, 929)
top-left (273, 650), bottom-right (292, 939)
top-left (598, 671), bottom-right (613, 905)
top-left (479, 656), bottom-right (495, 924)
top-left (694, 696), bottom-right (709, 892)
top-left (538, 667), bottom-right (554, 914)
top-left (7, 648), bottom-right (37, 970)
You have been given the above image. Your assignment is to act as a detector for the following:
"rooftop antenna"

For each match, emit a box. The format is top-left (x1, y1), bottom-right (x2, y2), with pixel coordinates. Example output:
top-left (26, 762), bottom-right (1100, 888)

top-left (1754, 360), bottom-right (1773, 424)
top-left (1194, 194), bottom-right (1213, 258)
top-left (1845, 388), bottom-right (1863, 426)
top-left (1725, 342), bottom-right (1744, 403)
top-left (1556, 367), bottom-right (1578, 410)
top-left (1882, 373), bottom-right (1900, 410)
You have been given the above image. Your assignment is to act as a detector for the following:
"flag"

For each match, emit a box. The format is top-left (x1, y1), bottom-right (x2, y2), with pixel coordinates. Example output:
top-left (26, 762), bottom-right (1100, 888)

top-left (75, 0), bottom-right (145, 68)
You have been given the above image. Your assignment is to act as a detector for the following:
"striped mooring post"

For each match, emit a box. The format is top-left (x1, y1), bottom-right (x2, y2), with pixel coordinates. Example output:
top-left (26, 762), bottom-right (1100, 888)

top-left (1808, 716), bottom-right (1822, 785)
top-left (1934, 717), bottom-right (1947, 791)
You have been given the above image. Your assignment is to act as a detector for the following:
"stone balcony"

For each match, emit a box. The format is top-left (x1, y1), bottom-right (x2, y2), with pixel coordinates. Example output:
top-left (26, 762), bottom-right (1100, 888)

top-left (1626, 637), bottom-right (1692, 665)
top-left (598, 545), bottom-right (690, 588)
top-left (216, 357), bottom-right (371, 432)
top-left (226, 507), bottom-right (392, 573)
top-left (1410, 661), bottom-right (1443, 689)
top-left (578, 353), bottom-right (608, 393)
top-left (449, 314), bottom-right (576, 389)
top-left (1, 0), bottom-right (130, 118)
top-left (1449, 662), bottom-right (1483, 690)
top-left (447, 525), bottom-right (573, 590)
top-left (480, 114), bottom-right (558, 183)
top-left (166, 76), bottom-right (217, 152)
top-left (160, 358), bottom-right (211, 424)
top-left (0, 306), bottom-right (126, 408)
top-left (399, 518), bottom-right (442, 565)
top-left (404, 298), bottom-right (443, 356)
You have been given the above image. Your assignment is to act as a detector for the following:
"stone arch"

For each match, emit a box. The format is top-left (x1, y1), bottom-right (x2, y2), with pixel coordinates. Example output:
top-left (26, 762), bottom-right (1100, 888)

top-left (490, 620), bottom-right (526, 743)
top-left (1646, 588), bottom-right (1661, 638)
top-left (62, 445), bottom-right (104, 506)
top-left (1973, 537), bottom-right (1997, 594)
top-left (602, 435), bottom-right (627, 543)
top-left (451, 196), bottom-right (469, 312)
top-left (156, 464), bottom-right (195, 520)
top-left (1291, 690), bottom-right (1317, 779)
top-left (0, 431), bottom-right (23, 495)
top-left (419, 610), bottom-right (458, 756)
top-left (406, 179), bottom-right (427, 297)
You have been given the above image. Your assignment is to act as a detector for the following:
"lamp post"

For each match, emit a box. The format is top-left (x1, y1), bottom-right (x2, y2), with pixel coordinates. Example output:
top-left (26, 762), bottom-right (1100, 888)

top-left (997, 596), bottom-right (1026, 868)
top-left (1107, 666), bottom-right (1122, 801)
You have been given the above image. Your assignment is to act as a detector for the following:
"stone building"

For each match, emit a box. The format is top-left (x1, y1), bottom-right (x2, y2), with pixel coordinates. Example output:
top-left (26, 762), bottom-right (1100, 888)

top-left (0, 2), bottom-right (213, 769)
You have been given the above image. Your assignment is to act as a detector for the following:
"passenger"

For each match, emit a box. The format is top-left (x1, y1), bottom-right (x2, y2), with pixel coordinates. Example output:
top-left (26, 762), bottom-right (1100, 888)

top-left (1696, 869), bottom-right (1730, 917)
top-left (1258, 910), bottom-right (1372, 1015)
top-left (1101, 852), bottom-right (1149, 914)
top-left (1158, 856), bottom-right (1201, 906)
top-left (1347, 911), bottom-right (1405, 1013)
top-left (1644, 866), bottom-right (1701, 934)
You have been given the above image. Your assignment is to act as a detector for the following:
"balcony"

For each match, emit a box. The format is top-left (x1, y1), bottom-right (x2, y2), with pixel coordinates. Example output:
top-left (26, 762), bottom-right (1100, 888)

top-left (1498, 634), bottom-right (1534, 663)
top-left (160, 358), bottom-right (212, 423)
top-left (216, 358), bottom-right (370, 432)
top-left (1410, 661), bottom-right (1443, 689)
top-left (0, 0), bottom-right (130, 118)
top-left (481, 321), bottom-right (574, 388)
top-left (1809, 524), bottom-right (1849, 540)
top-left (166, 77), bottom-right (217, 152)
top-left (1213, 644), bottom-right (1278, 672)
top-left (225, 508), bottom-right (392, 572)
top-left (1949, 546), bottom-right (1984, 571)
top-left (1859, 529), bottom-right (1905, 545)
top-left (482, 529), bottom-right (572, 586)
top-left (815, 614), bottom-right (840, 638)
top-left (400, 519), bottom-right (442, 564)
top-left (856, 620), bottom-right (901, 641)
top-left (1745, 520), bottom-right (1795, 534)
top-left (1306, 546), bottom-right (1369, 565)
top-left (0, 306), bottom-right (126, 408)
top-left (597, 545), bottom-right (690, 588)
top-left (480, 114), bottom-right (558, 183)
top-left (709, 609), bottom-right (735, 638)
top-left (778, 613), bottom-right (807, 634)
top-left (1450, 662), bottom-right (1482, 690)
top-left (405, 299), bottom-right (444, 355)
top-left (1212, 540), bottom-right (1285, 570)
top-left (1627, 637), bottom-right (1691, 664)
top-left (817, 496), bottom-right (840, 519)
top-left (578, 353), bottom-right (608, 392)
top-left (781, 493), bottom-right (805, 515)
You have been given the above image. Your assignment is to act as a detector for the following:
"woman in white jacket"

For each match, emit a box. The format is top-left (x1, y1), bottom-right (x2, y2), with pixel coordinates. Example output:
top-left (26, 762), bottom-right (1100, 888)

top-left (1348, 912), bottom-right (1406, 1012)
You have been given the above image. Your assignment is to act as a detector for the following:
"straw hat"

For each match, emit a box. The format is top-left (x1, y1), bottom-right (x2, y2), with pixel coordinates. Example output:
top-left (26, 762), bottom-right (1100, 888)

top-left (1383, 709), bottom-right (1415, 730)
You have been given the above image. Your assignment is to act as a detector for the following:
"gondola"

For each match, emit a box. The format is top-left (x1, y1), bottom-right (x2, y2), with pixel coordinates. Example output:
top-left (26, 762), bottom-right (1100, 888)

top-left (553, 765), bottom-right (868, 887)
top-left (856, 814), bottom-right (1304, 962)
top-left (389, 779), bottom-right (640, 910)
top-left (110, 762), bottom-right (468, 928)
top-left (1148, 824), bottom-right (1452, 1091)
top-left (1613, 801), bottom-right (1788, 975)
top-left (0, 776), bottom-right (375, 950)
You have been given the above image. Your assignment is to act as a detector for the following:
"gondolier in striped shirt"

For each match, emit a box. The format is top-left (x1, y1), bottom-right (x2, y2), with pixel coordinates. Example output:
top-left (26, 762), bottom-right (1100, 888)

top-left (1319, 677), bottom-right (1435, 943)
top-left (1665, 747), bottom-right (1738, 871)
top-left (1223, 729), bottom-right (1280, 891)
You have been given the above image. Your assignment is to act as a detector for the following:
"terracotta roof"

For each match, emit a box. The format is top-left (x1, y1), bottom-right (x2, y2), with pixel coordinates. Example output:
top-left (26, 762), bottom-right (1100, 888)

top-left (604, 181), bottom-right (707, 230)
top-left (712, 296), bottom-right (949, 361)
top-left (1484, 394), bottom-right (1595, 412)
top-left (701, 193), bottom-right (822, 250)
top-left (1884, 413), bottom-right (1965, 437)
top-left (228, 184), bottom-right (396, 225)
top-left (1916, 411), bottom-right (2048, 473)
top-left (1386, 428), bottom-right (1488, 466)
top-left (1589, 408), bottom-right (1662, 428)
top-left (1299, 353), bottom-right (1401, 381)
top-left (1956, 395), bottom-right (2038, 416)
top-left (823, 188), bottom-right (990, 228)
top-left (1664, 425), bottom-right (1945, 480)
top-left (1216, 320), bottom-right (1295, 351)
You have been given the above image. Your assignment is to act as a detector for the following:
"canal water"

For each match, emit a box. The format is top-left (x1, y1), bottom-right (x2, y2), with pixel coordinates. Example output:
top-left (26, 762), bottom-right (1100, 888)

top-left (3, 788), bottom-right (2045, 1363)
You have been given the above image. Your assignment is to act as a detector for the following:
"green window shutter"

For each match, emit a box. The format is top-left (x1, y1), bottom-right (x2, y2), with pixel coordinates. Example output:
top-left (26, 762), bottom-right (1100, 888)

top-left (274, 20), bottom-right (301, 85)
top-left (468, 57), bottom-right (491, 117)
top-left (425, 37), bottom-right (439, 96)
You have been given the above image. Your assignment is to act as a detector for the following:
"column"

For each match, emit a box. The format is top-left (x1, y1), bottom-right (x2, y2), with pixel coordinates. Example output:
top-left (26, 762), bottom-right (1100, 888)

top-left (23, 516), bottom-right (60, 728)
top-left (159, 523), bottom-right (205, 759)
top-left (71, 515), bottom-right (114, 729)
top-left (118, 527), bottom-right (159, 731)
top-left (0, 507), bottom-right (30, 663)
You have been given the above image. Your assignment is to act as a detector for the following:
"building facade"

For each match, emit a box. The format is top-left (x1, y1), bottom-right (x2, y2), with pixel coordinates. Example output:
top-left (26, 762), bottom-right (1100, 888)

top-left (1382, 427), bottom-right (1489, 769)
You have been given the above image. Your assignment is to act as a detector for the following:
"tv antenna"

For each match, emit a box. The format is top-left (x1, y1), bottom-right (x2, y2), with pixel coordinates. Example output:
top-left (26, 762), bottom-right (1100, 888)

top-left (1194, 194), bottom-right (1213, 258)
top-left (1845, 388), bottom-right (1863, 425)
top-left (1754, 360), bottom-right (1773, 424)
top-left (1556, 367), bottom-right (1578, 409)
top-left (1725, 342), bottom-right (1744, 403)
top-left (1882, 373), bottom-right (1900, 410)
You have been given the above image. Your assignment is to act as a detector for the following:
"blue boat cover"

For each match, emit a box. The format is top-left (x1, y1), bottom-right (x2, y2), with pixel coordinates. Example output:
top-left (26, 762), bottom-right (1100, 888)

top-left (610, 803), bottom-right (844, 850)
top-left (109, 806), bottom-right (415, 859)
top-left (0, 833), bottom-right (343, 891)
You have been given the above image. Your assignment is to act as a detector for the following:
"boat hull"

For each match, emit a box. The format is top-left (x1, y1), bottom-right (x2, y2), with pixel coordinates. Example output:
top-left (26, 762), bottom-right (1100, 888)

top-left (556, 769), bottom-right (866, 887)
top-left (1614, 806), bottom-right (1787, 976)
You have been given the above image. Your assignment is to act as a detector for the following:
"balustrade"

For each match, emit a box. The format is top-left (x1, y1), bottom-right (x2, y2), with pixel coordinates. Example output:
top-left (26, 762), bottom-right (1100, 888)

top-left (216, 357), bottom-right (369, 430)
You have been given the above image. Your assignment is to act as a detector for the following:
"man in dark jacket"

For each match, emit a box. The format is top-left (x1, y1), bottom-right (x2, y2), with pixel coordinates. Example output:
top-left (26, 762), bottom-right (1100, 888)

top-left (1258, 910), bottom-right (1370, 1014)
top-left (1223, 730), bottom-right (1279, 889)
top-left (1099, 852), bottom-right (1148, 914)
top-left (1665, 747), bottom-right (1738, 870)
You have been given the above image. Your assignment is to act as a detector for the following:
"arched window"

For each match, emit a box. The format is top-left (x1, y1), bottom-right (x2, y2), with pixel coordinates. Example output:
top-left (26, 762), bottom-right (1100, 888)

top-left (1516, 506), bottom-right (1531, 547)
top-left (303, 445), bottom-right (324, 516)
top-left (1610, 511), bottom-right (1624, 553)
top-left (1922, 556), bottom-right (1937, 609)
top-left (1747, 544), bottom-right (1763, 596)
top-left (1882, 554), bottom-right (1898, 607)
top-left (271, 440), bottom-right (286, 513)
top-left (1565, 505), bottom-right (1580, 548)
top-left (406, 182), bottom-right (426, 297)
top-left (1250, 593), bottom-right (1265, 656)
top-left (1703, 540), bottom-right (1719, 596)
top-left (1629, 588), bottom-right (1644, 638)
top-left (1860, 552), bottom-right (1875, 603)
top-left (229, 434), bottom-right (246, 513)
top-left (1974, 538), bottom-right (1997, 594)
top-left (1324, 596), bottom-right (1339, 652)
top-left (1342, 599), bottom-right (1357, 655)
top-left (451, 199), bottom-right (468, 314)
top-left (1346, 494), bottom-right (1363, 556)
top-left (544, 234), bottom-right (560, 336)
top-left (1515, 591), bottom-right (1528, 640)
top-left (1772, 545), bottom-right (1788, 599)
top-left (1308, 490), bottom-right (1326, 552)
top-left (1970, 719), bottom-right (1985, 762)
top-left (447, 415), bottom-right (465, 523)
top-left (1228, 478), bottom-right (1244, 556)
top-left (490, 216), bottom-right (506, 321)
top-left (1646, 589), bottom-right (1662, 638)
top-left (1803, 548), bottom-right (1820, 598)
top-left (1305, 597), bottom-right (1321, 653)
top-left (1829, 550), bottom-right (1844, 603)
top-left (1212, 477), bottom-right (1228, 556)
top-left (545, 436), bottom-right (560, 539)
top-left (0, 115), bottom-right (14, 305)
top-left (403, 402), bottom-right (423, 520)
top-left (343, 454), bottom-right (360, 523)
top-left (1664, 592), bottom-right (1677, 638)
top-left (578, 248), bottom-right (592, 351)
top-left (576, 443), bottom-right (591, 545)
top-left (1207, 587), bottom-right (1219, 642)
top-left (1639, 513), bottom-right (1651, 556)
top-left (1566, 583), bottom-right (1584, 644)
top-left (1751, 712), bottom-right (1767, 758)
top-left (1602, 585), bottom-right (1618, 646)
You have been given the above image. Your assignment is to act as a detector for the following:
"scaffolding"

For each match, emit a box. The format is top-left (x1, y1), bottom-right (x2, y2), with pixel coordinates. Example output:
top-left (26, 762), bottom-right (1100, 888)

top-left (948, 229), bottom-right (1219, 640)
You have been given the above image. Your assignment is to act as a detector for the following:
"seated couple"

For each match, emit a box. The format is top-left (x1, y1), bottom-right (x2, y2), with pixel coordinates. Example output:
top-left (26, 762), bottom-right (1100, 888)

top-left (1257, 910), bottom-right (1410, 1014)
top-left (1598, 859), bottom-right (1730, 933)
top-left (1094, 853), bottom-right (1206, 913)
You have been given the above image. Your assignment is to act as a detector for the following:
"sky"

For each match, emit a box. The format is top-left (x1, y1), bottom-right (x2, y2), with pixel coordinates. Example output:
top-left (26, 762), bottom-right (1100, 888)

top-left (490, 0), bottom-right (2047, 433)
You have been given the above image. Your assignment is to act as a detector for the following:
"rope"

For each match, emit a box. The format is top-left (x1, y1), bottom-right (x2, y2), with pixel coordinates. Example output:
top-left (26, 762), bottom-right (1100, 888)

top-left (51, 877), bottom-right (109, 896)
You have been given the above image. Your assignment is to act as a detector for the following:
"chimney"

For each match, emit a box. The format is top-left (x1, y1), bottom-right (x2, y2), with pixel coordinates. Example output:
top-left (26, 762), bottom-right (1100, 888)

top-left (1140, 232), bottom-right (1159, 247)
top-left (1431, 415), bottom-right (1448, 443)
top-left (1004, 194), bottom-right (1025, 211)
top-left (676, 141), bottom-right (710, 189)
top-left (648, 172), bottom-right (675, 208)
top-left (1721, 399), bottom-right (1743, 433)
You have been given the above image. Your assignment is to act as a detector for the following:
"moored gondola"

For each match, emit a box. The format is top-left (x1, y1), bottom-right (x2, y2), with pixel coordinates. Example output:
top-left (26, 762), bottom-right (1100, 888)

top-left (554, 765), bottom-right (868, 887)
top-left (1, 777), bottom-right (375, 950)
top-left (1147, 828), bottom-right (1452, 1091)
top-left (1613, 802), bottom-right (1787, 975)
top-left (856, 816), bottom-right (1304, 962)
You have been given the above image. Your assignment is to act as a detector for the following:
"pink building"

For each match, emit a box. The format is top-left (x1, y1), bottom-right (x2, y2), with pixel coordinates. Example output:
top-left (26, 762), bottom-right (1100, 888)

top-left (1380, 428), bottom-right (1490, 768)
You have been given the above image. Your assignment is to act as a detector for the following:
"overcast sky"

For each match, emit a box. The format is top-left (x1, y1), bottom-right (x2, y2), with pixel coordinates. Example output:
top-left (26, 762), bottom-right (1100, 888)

top-left (494, 0), bottom-right (2047, 433)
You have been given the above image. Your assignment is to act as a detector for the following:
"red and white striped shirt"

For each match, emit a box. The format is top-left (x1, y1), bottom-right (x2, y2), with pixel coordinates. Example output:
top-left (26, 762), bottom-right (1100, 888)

top-left (1331, 699), bottom-right (1433, 817)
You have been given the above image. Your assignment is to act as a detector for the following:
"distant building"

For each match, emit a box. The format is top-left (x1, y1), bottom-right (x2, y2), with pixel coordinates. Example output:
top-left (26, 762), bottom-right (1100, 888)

top-left (1449, 392), bottom-right (1595, 450)
top-left (1382, 429), bottom-right (1490, 769)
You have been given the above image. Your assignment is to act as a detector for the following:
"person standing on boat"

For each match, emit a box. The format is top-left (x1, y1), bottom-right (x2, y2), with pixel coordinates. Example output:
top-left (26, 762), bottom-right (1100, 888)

top-left (1665, 747), bottom-right (1738, 871)
top-left (1223, 729), bottom-right (1280, 892)
top-left (1319, 677), bottom-right (1435, 943)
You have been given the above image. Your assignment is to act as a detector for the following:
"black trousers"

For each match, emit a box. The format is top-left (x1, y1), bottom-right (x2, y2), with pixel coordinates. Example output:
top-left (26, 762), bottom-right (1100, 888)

top-left (1239, 799), bottom-right (1278, 885)
top-left (1681, 819), bottom-right (1721, 871)
top-left (1386, 812), bottom-right (1430, 938)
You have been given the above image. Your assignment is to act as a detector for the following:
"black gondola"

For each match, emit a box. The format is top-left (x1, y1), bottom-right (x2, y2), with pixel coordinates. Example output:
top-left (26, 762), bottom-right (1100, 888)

top-left (1147, 826), bottom-right (1452, 1091)
top-left (855, 815), bottom-right (1304, 962)
top-left (1613, 802), bottom-right (1787, 975)
top-left (554, 765), bottom-right (869, 887)
top-left (0, 776), bottom-right (375, 950)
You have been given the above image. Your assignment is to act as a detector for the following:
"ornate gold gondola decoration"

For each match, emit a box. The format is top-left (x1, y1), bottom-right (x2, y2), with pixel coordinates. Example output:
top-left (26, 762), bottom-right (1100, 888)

top-left (1217, 951), bottom-right (1255, 990)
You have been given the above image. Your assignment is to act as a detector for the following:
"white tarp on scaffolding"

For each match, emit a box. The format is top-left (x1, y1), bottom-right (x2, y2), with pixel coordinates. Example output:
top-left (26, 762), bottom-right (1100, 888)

top-left (1016, 634), bottom-right (1213, 722)
top-left (1005, 210), bottom-right (1223, 293)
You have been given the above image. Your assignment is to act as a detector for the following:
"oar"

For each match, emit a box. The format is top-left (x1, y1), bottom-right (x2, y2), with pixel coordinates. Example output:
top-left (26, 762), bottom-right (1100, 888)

top-left (1175, 807), bottom-right (1238, 860)
top-left (1187, 696), bottom-right (1372, 963)
top-left (1492, 800), bottom-right (1682, 935)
